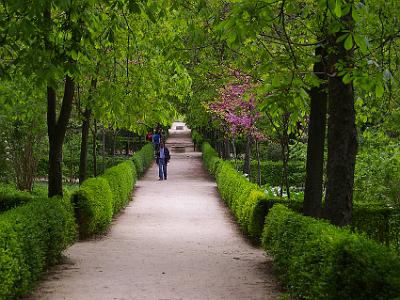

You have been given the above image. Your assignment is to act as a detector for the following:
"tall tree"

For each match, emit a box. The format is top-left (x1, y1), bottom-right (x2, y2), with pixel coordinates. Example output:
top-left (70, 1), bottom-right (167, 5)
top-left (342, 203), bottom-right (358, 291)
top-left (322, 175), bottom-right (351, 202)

top-left (323, 3), bottom-right (357, 225)
top-left (303, 46), bottom-right (327, 218)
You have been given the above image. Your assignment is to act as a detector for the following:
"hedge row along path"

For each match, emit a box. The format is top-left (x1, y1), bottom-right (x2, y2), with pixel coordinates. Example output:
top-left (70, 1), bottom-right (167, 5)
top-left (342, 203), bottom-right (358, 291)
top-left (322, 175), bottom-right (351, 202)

top-left (26, 122), bottom-right (282, 300)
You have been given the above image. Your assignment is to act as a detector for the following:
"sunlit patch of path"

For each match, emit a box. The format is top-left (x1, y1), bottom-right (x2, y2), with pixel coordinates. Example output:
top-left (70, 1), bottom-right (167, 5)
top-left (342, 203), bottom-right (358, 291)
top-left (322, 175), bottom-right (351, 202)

top-left (26, 122), bottom-right (282, 300)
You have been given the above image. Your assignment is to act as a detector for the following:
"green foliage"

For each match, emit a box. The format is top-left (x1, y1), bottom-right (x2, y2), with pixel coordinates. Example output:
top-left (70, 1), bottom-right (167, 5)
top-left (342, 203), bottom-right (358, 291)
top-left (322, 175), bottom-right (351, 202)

top-left (201, 142), bottom-right (222, 176)
top-left (237, 160), bottom-right (305, 187)
top-left (101, 161), bottom-right (136, 214)
top-left (191, 130), bottom-right (204, 150)
top-left (352, 202), bottom-right (400, 253)
top-left (354, 135), bottom-right (400, 207)
top-left (132, 143), bottom-right (154, 178)
top-left (0, 184), bottom-right (32, 212)
top-left (0, 196), bottom-right (76, 300)
top-left (73, 143), bottom-right (153, 239)
top-left (202, 142), bottom-right (273, 242)
top-left (216, 160), bottom-right (266, 241)
top-left (72, 177), bottom-right (113, 239)
top-left (262, 204), bottom-right (400, 300)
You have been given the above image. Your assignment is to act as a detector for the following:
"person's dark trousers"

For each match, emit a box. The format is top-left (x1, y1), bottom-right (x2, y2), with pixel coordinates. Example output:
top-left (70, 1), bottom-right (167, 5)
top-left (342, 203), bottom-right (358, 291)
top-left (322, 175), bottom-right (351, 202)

top-left (158, 157), bottom-right (167, 180)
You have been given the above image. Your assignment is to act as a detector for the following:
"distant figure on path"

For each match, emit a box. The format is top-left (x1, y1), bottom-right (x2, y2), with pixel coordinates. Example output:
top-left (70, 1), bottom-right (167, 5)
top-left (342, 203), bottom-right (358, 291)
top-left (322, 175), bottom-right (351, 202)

top-left (146, 130), bottom-right (153, 142)
top-left (152, 130), bottom-right (161, 151)
top-left (156, 141), bottom-right (170, 180)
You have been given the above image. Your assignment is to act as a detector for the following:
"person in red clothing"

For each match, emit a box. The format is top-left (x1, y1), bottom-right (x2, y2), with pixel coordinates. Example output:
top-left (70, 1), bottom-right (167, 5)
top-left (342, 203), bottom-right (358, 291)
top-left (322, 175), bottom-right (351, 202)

top-left (146, 131), bottom-right (153, 142)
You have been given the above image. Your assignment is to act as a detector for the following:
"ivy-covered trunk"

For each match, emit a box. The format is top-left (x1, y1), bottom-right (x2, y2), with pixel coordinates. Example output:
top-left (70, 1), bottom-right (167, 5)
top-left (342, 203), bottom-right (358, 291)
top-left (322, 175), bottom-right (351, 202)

top-left (47, 77), bottom-right (75, 197)
top-left (303, 46), bottom-right (327, 218)
top-left (323, 13), bottom-right (357, 226)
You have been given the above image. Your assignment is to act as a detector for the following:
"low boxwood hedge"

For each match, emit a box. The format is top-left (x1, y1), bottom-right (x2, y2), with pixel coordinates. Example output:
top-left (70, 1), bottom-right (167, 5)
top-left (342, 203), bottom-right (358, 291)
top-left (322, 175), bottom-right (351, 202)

top-left (132, 143), bottom-right (154, 177)
top-left (73, 143), bottom-right (154, 239)
top-left (263, 197), bottom-right (400, 253)
top-left (72, 177), bottom-right (113, 239)
top-left (352, 202), bottom-right (400, 253)
top-left (0, 195), bottom-right (76, 300)
top-left (202, 142), bottom-right (271, 242)
top-left (0, 184), bottom-right (32, 212)
top-left (202, 142), bottom-right (223, 176)
top-left (102, 160), bottom-right (136, 214)
top-left (262, 204), bottom-right (400, 300)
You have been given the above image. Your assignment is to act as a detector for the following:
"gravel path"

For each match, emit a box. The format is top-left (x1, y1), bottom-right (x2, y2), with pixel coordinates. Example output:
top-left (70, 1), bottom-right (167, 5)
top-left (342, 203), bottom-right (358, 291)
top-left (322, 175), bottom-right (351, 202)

top-left (26, 122), bottom-right (282, 300)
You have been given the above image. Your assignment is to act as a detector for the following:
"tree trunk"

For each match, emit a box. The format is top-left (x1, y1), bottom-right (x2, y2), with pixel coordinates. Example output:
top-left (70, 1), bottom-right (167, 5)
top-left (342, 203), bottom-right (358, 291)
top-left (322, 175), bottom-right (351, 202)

top-left (79, 78), bottom-right (97, 184)
top-left (303, 46), bottom-right (327, 218)
top-left (323, 13), bottom-right (357, 226)
top-left (47, 76), bottom-right (75, 197)
top-left (223, 137), bottom-right (230, 159)
top-left (93, 119), bottom-right (97, 177)
top-left (79, 108), bottom-right (91, 185)
top-left (112, 130), bottom-right (117, 156)
top-left (243, 134), bottom-right (252, 175)
top-left (102, 127), bottom-right (106, 173)
top-left (12, 124), bottom-right (36, 192)
top-left (256, 140), bottom-right (262, 186)
top-left (280, 132), bottom-right (290, 199)
top-left (232, 138), bottom-right (238, 170)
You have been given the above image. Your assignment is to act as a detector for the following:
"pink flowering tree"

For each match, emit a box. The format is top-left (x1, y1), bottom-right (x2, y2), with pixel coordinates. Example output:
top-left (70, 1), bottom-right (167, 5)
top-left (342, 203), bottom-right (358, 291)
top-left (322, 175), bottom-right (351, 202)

top-left (208, 74), bottom-right (265, 184)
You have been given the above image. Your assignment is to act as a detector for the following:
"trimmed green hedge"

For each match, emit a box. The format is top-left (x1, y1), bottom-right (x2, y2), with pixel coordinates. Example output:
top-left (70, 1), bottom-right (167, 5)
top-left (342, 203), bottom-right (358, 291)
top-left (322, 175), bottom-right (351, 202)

top-left (102, 160), bottom-right (136, 213)
top-left (202, 142), bottom-right (270, 242)
top-left (132, 143), bottom-right (154, 177)
top-left (202, 142), bottom-right (223, 176)
top-left (73, 177), bottom-right (113, 239)
top-left (352, 202), bottom-right (400, 253)
top-left (0, 184), bottom-right (32, 212)
top-left (73, 143), bottom-right (154, 239)
top-left (262, 204), bottom-right (400, 300)
top-left (265, 197), bottom-right (400, 253)
top-left (0, 195), bottom-right (76, 300)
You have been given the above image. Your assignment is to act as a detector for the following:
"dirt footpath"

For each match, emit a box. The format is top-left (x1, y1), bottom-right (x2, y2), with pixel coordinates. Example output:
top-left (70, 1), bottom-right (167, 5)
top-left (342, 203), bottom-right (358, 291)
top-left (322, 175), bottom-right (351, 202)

top-left (26, 122), bottom-right (282, 300)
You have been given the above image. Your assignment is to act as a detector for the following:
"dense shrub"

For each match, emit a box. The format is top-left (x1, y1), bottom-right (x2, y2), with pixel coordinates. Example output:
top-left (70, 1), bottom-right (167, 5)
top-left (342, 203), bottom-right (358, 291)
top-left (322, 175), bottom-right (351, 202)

top-left (354, 142), bottom-right (400, 207)
top-left (132, 143), bottom-right (154, 177)
top-left (73, 143), bottom-right (153, 239)
top-left (101, 160), bottom-right (136, 213)
top-left (202, 142), bottom-right (222, 176)
top-left (265, 196), bottom-right (400, 253)
top-left (0, 195), bottom-right (76, 300)
top-left (262, 204), bottom-right (400, 300)
top-left (0, 184), bottom-right (32, 212)
top-left (72, 177), bottom-right (113, 239)
top-left (236, 160), bottom-right (305, 187)
top-left (352, 202), bottom-right (400, 253)
top-left (201, 143), bottom-right (270, 241)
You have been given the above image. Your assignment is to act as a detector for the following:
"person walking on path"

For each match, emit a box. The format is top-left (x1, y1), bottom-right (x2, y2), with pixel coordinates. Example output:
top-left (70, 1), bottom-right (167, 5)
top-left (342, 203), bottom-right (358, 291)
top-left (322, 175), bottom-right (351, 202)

top-left (156, 141), bottom-right (170, 180)
top-left (152, 130), bottom-right (161, 152)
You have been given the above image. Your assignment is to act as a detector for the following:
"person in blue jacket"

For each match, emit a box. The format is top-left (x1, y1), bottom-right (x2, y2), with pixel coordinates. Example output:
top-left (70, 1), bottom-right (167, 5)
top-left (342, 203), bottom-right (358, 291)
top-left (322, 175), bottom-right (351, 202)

top-left (156, 141), bottom-right (170, 180)
top-left (152, 130), bottom-right (160, 152)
